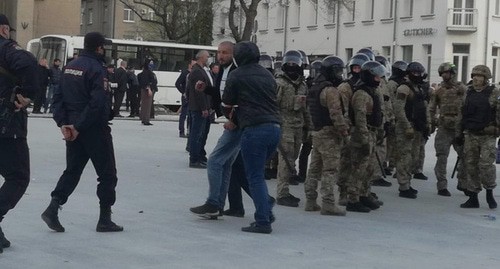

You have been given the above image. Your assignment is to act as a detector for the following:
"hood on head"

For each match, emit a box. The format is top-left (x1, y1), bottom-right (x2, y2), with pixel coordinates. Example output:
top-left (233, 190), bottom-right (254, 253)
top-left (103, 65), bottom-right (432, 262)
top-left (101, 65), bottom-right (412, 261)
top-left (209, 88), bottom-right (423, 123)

top-left (233, 41), bottom-right (260, 67)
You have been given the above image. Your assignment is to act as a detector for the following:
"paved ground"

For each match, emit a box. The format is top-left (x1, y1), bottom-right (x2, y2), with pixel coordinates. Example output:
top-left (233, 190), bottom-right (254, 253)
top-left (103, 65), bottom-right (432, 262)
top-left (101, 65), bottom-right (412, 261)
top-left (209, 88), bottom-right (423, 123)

top-left (0, 116), bottom-right (499, 268)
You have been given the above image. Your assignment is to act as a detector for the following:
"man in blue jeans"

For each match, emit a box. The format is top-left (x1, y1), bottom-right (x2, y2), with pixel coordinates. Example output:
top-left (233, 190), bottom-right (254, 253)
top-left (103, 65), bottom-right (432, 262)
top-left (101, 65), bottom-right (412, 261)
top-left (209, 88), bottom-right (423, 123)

top-left (222, 41), bottom-right (281, 234)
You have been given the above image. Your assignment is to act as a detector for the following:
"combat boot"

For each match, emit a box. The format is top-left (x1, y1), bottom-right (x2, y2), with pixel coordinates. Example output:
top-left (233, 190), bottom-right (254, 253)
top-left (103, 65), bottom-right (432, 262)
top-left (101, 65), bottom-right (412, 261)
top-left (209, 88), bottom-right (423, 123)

top-left (96, 207), bottom-right (124, 232)
top-left (320, 203), bottom-right (346, 216)
top-left (277, 195), bottom-right (299, 207)
top-left (486, 190), bottom-right (497, 209)
top-left (460, 192), bottom-right (479, 208)
top-left (304, 199), bottom-right (321, 211)
top-left (399, 189), bottom-right (417, 199)
top-left (41, 198), bottom-right (65, 232)
top-left (346, 202), bottom-right (371, 213)
top-left (0, 225), bottom-right (11, 254)
top-left (360, 196), bottom-right (380, 210)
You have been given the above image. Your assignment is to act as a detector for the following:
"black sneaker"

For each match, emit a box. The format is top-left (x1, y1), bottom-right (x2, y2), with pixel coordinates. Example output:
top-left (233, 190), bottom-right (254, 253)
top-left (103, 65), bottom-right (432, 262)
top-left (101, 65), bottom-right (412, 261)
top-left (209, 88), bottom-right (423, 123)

top-left (438, 189), bottom-right (451, 197)
top-left (190, 203), bottom-right (219, 217)
top-left (409, 187), bottom-right (419, 194)
top-left (223, 209), bottom-right (245, 218)
top-left (360, 196), bottom-right (380, 210)
top-left (277, 196), bottom-right (299, 207)
top-left (241, 222), bottom-right (272, 234)
top-left (399, 189), bottom-right (417, 199)
top-left (0, 226), bottom-right (10, 250)
top-left (346, 202), bottom-right (371, 213)
top-left (288, 194), bottom-right (301, 203)
top-left (460, 193), bottom-right (479, 208)
top-left (189, 162), bottom-right (207, 169)
top-left (413, 173), bottom-right (428, 180)
top-left (372, 178), bottom-right (392, 187)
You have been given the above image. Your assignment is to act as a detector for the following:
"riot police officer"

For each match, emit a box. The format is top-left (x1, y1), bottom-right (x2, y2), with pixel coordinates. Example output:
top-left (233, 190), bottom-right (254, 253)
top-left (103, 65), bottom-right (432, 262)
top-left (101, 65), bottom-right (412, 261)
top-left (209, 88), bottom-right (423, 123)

top-left (41, 32), bottom-right (123, 233)
top-left (0, 14), bottom-right (39, 254)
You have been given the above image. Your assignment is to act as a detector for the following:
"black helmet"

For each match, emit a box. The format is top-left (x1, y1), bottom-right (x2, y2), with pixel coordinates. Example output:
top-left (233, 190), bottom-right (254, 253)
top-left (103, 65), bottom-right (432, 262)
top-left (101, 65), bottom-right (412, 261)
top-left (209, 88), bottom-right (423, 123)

top-left (349, 53), bottom-right (370, 69)
top-left (375, 55), bottom-right (388, 67)
top-left (282, 50), bottom-right (303, 66)
top-left (297, 50), bottom-right (309, 67)
top-left (357, 48), bottom-right (375, 61)
top-left (321, 55), bottom-right (345, 83)
top-left (309, 60), bottom-right (322, 79)
top-left (360, 61), bottom-right (386, 87)
top-left (259, 54), bottom-right (274, 70)
top-left (407, 61), bottom-right (426, 83)
top-left (438, 62), bottom-right (457, 76)
top-left (391, 61), bottom-right (408, 78)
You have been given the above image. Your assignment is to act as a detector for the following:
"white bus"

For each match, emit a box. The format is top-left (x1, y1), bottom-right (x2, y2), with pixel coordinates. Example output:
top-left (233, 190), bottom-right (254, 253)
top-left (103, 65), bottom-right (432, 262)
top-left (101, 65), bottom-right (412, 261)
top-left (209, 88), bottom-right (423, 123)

top-left (26, 35), bottom-right (217, 109)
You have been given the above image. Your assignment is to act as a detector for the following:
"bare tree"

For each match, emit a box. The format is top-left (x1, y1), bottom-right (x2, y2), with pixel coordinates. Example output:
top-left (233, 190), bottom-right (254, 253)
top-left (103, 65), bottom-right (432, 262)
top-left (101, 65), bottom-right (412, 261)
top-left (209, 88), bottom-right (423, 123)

top-left (118, 0), bottom-right (213, 44)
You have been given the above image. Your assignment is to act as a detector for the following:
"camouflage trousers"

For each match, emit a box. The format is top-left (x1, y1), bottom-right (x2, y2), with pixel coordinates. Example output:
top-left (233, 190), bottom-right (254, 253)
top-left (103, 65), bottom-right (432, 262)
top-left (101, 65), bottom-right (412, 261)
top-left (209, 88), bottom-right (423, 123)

top-left (464, 133), bottom-right (497, 192)
top-left (386, 131), bottom-right (397, 168)
top-left (337, 135), bottom-right (351, 197)
top-left (372, 138), bottom-right (386, 179)
top-left (434, 128), bottom-right (467, 190)
top-left (348, 131), bottom-right (376, 203)
top-left (304, 127), bottom-right (344, 204)
top-left (396, 128), bottom-right (423, 191)
top-left (277, 126), bottom-right (303, 198)
top-left (412, 139), bottom-right (426, 174)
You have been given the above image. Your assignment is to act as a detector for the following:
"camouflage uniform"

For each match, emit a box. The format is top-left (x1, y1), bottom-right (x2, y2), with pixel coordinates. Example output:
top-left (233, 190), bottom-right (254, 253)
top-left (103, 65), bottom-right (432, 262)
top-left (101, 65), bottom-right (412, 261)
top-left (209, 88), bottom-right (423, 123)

top-left (276, 74), bottom-right (310, 199)
top-left (385, 79), bottom-right (400, 170)
top-left (348, 87), bottom-right (382, 203)
top-left (393, 82), bottom-right (430, 191)
top-left (429, 80), bottom-right (467, 191)
top-left (372, 79), bottom-right (393, 180)
top-left (304, 79), bottom-right (348, 213)
top-left (336, 80), bottom-right (355, 201)
top-left (459, 85), bottom-right (500, 193)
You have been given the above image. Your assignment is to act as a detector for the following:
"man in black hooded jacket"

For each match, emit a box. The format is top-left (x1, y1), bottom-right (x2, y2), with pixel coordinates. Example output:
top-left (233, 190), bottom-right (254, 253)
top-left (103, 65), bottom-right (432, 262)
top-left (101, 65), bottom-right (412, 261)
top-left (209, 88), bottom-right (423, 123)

top-left (222, 41), bottom-right (281, 234)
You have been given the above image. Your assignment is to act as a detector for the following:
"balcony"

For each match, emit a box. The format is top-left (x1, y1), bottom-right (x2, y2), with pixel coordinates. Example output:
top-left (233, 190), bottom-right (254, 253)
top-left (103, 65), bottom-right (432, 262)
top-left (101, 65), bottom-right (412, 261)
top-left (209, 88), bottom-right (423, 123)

top-left (447, 8), bottom-right (477, 32)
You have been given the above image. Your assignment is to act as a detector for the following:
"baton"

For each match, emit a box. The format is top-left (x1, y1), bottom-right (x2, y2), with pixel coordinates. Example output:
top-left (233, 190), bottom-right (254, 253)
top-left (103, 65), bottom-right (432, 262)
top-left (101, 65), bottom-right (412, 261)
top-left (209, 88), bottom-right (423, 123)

top-left (375, 150), bottom-right (386, 179)
top-left (277, 143), bottom-right (296, 175)
top-left (451, 156), bottom-right (460, 179)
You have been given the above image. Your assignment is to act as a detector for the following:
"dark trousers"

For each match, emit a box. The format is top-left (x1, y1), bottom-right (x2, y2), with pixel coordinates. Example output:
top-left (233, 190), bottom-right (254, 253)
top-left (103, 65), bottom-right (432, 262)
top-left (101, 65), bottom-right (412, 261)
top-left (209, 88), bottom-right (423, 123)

top-left (298, 140), bottom-right (312, 178)
top-left (227, 153), bottom-right (251, 211)
top-left (51, 125), bottom-right (118, 207)
top-left (0, 138), bottom-right (30, 219)
top-left (113, 90), bottom-right (125, 116)
top-left (179, 96), bottom-right (189, 134)
top-left (127, 87), bottom-right (140, 116)
top-left (33, 85), bottom-right (48, 113)
top-left (150, 92), bottom-right (156, 119)
top-left (188, 111), bottom-right (210, 163)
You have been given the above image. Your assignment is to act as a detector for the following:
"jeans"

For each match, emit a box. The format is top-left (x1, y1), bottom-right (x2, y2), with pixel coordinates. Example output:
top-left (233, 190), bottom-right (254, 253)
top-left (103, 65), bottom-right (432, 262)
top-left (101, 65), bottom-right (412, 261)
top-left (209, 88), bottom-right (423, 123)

top-left (227, 152), bottom-right (251, 211)
top-left (240, 123), bottom-right (281, 226)
top-left (188, 111), bottom-right (210, 163)
top-left (44, 84), bottom-right (58, 113)
top-left (178, 96), bottom-right (189, 134)
top-left (206, 128), bottom-right (242, 208)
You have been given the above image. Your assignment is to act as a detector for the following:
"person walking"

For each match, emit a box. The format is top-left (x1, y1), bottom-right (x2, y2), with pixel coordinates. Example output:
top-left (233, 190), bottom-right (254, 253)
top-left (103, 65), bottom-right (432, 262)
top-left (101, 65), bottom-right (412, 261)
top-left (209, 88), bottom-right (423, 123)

top-left (138, 59), bottom-right (156, 126)
top-left (0, 14), bottom-right (39, 254)
top-left (41, 32), bottom-right (123, 233)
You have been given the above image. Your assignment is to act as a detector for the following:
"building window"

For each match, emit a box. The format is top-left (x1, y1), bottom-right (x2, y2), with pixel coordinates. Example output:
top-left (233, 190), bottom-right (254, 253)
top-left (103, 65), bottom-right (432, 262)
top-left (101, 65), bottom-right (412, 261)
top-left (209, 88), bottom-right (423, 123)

top-left (382, 46), bottom-right (391, 59)
top-left (124, 8), bottom-right (135, 22)
top-left (351, 1), bottom-right (356, 21)
top-left (311, 0), bottom-right (318, 25)
top-left (88, 8), bottom-right (93, 24)
top-left (346, 48), bottom-right (353, 61)
top-left (453, 44), bottom-right (470, 83)
top-left (262, 2), bottom-right (270, 30)
top-left (387, 0), bottom-right (394, 18)
top-left (326, 1), bottom-right (337, 24)
top-left (402, 0), bottom-right (413, 17)
top-left (219, 11), bottom-right (228, 34)
top-left (423, 44), bottom-right (432, 75)
top-left (277, 4), bottom-right (285, 28)
top-left (366, 0), bottom-right (375, 20)
top-left (293, 0), bottom-right (301, 27)
top-left (429, 0), bottom-right (435, 14)
top-left (401, 45), bottom-right (413, 62)
top-left (148, 9), bottom-right (155, 20)
top-left (495, 0), bottom-right (500, 15)
top-left (492, 47), bottom-right (499, 83)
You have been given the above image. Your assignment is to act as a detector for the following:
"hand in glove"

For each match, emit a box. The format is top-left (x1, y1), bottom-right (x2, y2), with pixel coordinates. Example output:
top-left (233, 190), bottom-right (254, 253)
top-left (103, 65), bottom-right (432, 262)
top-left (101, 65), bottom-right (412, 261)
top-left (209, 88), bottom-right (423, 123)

top-left (404, 127), bottom-right (415, 139)
top-left (453, 134), bottom-right (465, 146)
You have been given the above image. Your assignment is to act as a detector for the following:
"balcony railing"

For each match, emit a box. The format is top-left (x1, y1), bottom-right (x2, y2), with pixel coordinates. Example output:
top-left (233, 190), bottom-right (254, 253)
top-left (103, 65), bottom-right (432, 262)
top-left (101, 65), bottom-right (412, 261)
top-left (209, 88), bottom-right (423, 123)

top-left (447, 8), bottom-right (477, 32)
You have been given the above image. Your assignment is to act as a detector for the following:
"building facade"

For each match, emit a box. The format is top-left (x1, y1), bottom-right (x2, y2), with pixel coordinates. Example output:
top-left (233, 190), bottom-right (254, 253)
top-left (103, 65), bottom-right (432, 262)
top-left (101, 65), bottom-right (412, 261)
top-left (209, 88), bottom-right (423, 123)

top-left (213, 0), bottom-right (500, 84)
top-left (0, 0), bottom-right (80, 49)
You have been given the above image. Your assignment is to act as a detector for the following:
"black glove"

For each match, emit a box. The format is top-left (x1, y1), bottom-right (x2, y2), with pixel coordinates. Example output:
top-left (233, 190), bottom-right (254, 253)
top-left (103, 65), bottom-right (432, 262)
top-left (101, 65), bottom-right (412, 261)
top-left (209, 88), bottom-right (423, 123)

top-left (453, 134), bottom-right (465, 146)
top-left (360, 143), bottom-right (370, 155)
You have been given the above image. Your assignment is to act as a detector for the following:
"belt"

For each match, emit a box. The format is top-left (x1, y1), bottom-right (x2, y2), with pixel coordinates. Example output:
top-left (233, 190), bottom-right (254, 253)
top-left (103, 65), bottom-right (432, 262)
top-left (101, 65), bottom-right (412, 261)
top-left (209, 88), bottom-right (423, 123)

top-left (367, 125), bottom-right (379, 131)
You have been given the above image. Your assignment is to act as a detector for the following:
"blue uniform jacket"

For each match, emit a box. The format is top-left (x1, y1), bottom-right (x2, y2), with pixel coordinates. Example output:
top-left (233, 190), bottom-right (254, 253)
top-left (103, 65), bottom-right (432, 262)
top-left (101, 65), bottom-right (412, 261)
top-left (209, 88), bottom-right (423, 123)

top-left (52, 50), bottom-right (111, 131)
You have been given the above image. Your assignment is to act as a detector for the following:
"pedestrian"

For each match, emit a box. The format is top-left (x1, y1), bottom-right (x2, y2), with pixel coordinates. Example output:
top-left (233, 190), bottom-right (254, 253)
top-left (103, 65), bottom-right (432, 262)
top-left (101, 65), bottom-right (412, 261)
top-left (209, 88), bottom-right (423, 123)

top-left (41, 32), bottom-right (123, 233)
top-left (32, 58), bottom-right (50, 114)
top-left (304, 56), bottom-right (348, 216)
top-left (175, 60), bottom-right (196, 137)
top-left (0, 14), bottom-right (39, 254)
top-left (113, 60), bottom-right (128, 117)
top-left (428, 62), bottom-right (467, 196)
top-left (393, 62), bottom-right (430, 199)
top-left (44, 58), bottom-right (62, 113)
top-left (458, 65), bottom-right (498, 209)
top-left (126, 66), bottom-right (140, 117)
top-left (137, 59), bottom-right (156, 125)
top-left (222, 41), bottom-right (281, 234)
top-left (275, 50), bottom-right (310, 208)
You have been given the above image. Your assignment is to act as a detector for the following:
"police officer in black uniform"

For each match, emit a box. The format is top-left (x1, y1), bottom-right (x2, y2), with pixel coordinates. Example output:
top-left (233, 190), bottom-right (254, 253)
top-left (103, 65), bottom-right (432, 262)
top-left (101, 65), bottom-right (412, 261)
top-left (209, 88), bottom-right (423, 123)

top-left (41, 32), bottom-right (123, 233)
top-left (0, 14), bottom-right (39, 254)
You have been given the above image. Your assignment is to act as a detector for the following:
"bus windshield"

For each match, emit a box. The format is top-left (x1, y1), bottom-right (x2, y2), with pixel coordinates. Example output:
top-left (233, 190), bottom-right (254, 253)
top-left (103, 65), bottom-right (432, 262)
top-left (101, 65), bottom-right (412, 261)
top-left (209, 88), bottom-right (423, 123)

top-left (36, 37), bottom-right (68, 65)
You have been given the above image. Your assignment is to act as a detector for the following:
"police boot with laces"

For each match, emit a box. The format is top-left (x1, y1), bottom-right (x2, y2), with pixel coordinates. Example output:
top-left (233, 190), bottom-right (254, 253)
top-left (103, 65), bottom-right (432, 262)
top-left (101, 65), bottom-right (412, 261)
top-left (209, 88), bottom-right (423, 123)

top-left (486, 189), bottom-right (497, 209)
top-left (41, 198), bottom-right (65, 232)
top-left (96, 207), bottom-right (123, 232)
top-left (460, 192), bottom-right (479, 208)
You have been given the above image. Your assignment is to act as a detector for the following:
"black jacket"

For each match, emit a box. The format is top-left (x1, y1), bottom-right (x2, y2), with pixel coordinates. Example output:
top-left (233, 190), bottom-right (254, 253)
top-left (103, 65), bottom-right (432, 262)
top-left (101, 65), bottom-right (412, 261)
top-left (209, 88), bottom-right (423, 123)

top-left (137, 69), bottom-right (157, 91)
top-left (205, 63), bottom-right (237, 117)
top-left (187, 63), bottom-right (212, 112)
top-left (52, 50), bottom-right (111, 131)
top-left (0, 37), bottom-right (38, 138)
top-left (175, 69), bottom-right (190, 94)
top-left (114, 67), bottom-right (128, 92)
top-left (222, 41), bottom-right (280, 129)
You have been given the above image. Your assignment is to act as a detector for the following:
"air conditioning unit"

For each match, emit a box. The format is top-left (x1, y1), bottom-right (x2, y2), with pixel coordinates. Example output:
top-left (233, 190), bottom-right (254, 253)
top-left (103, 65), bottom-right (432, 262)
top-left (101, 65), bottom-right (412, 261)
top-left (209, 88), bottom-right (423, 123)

top-left (140, 9), bottom-right (147, 15)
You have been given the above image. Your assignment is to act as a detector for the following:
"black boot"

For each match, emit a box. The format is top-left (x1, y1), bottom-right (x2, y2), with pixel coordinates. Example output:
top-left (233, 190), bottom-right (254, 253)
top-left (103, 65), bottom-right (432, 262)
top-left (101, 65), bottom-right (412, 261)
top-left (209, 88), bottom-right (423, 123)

top-left (96, 207), bottom-right (124, 232)
top-left (41, 198), bottom-right (65, 232)
top-left (460, 192), bottom-right (479, 208)
top-left (486, 190), bottom-right (497, 209)
top-left (360, 196), bottom-right (380, 210)
top-left (0, 225), bottom-right (11, 254)
top-left (346, 202), bottom-right (371, 213)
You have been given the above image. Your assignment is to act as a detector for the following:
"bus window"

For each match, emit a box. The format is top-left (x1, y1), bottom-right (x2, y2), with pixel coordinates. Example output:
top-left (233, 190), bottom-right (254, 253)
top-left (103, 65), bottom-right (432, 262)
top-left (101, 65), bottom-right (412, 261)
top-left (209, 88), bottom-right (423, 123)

top-left (115, 45), bottom-right (141, 69)
top-left (39, 37), bottom-right (67, 65)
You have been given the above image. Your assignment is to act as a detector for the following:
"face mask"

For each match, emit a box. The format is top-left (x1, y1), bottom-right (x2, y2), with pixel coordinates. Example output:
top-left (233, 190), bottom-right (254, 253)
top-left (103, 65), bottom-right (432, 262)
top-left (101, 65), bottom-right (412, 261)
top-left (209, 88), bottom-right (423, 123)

top-left (409, 74), bottom-right (424, 84)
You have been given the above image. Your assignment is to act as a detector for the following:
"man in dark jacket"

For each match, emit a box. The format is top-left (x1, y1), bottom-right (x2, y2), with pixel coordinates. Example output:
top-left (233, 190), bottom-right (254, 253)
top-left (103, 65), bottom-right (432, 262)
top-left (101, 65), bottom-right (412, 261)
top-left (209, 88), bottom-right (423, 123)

top-left (113, 60), bottom-right (128, 117)
top-left (126, 66), bottom-right (140, 117)
top-left (41, 32), bottom-right (123, 233)
top-left (175, 60), bottom-right (195, 137)
top-left (222, 41), bottom-right (281, 234)
top-left (0, 14), bottom-right (39, 254)
top-left (32, 58), bottom-right (50, 114)
top-left (44, 58), bottom-right (62, 113)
